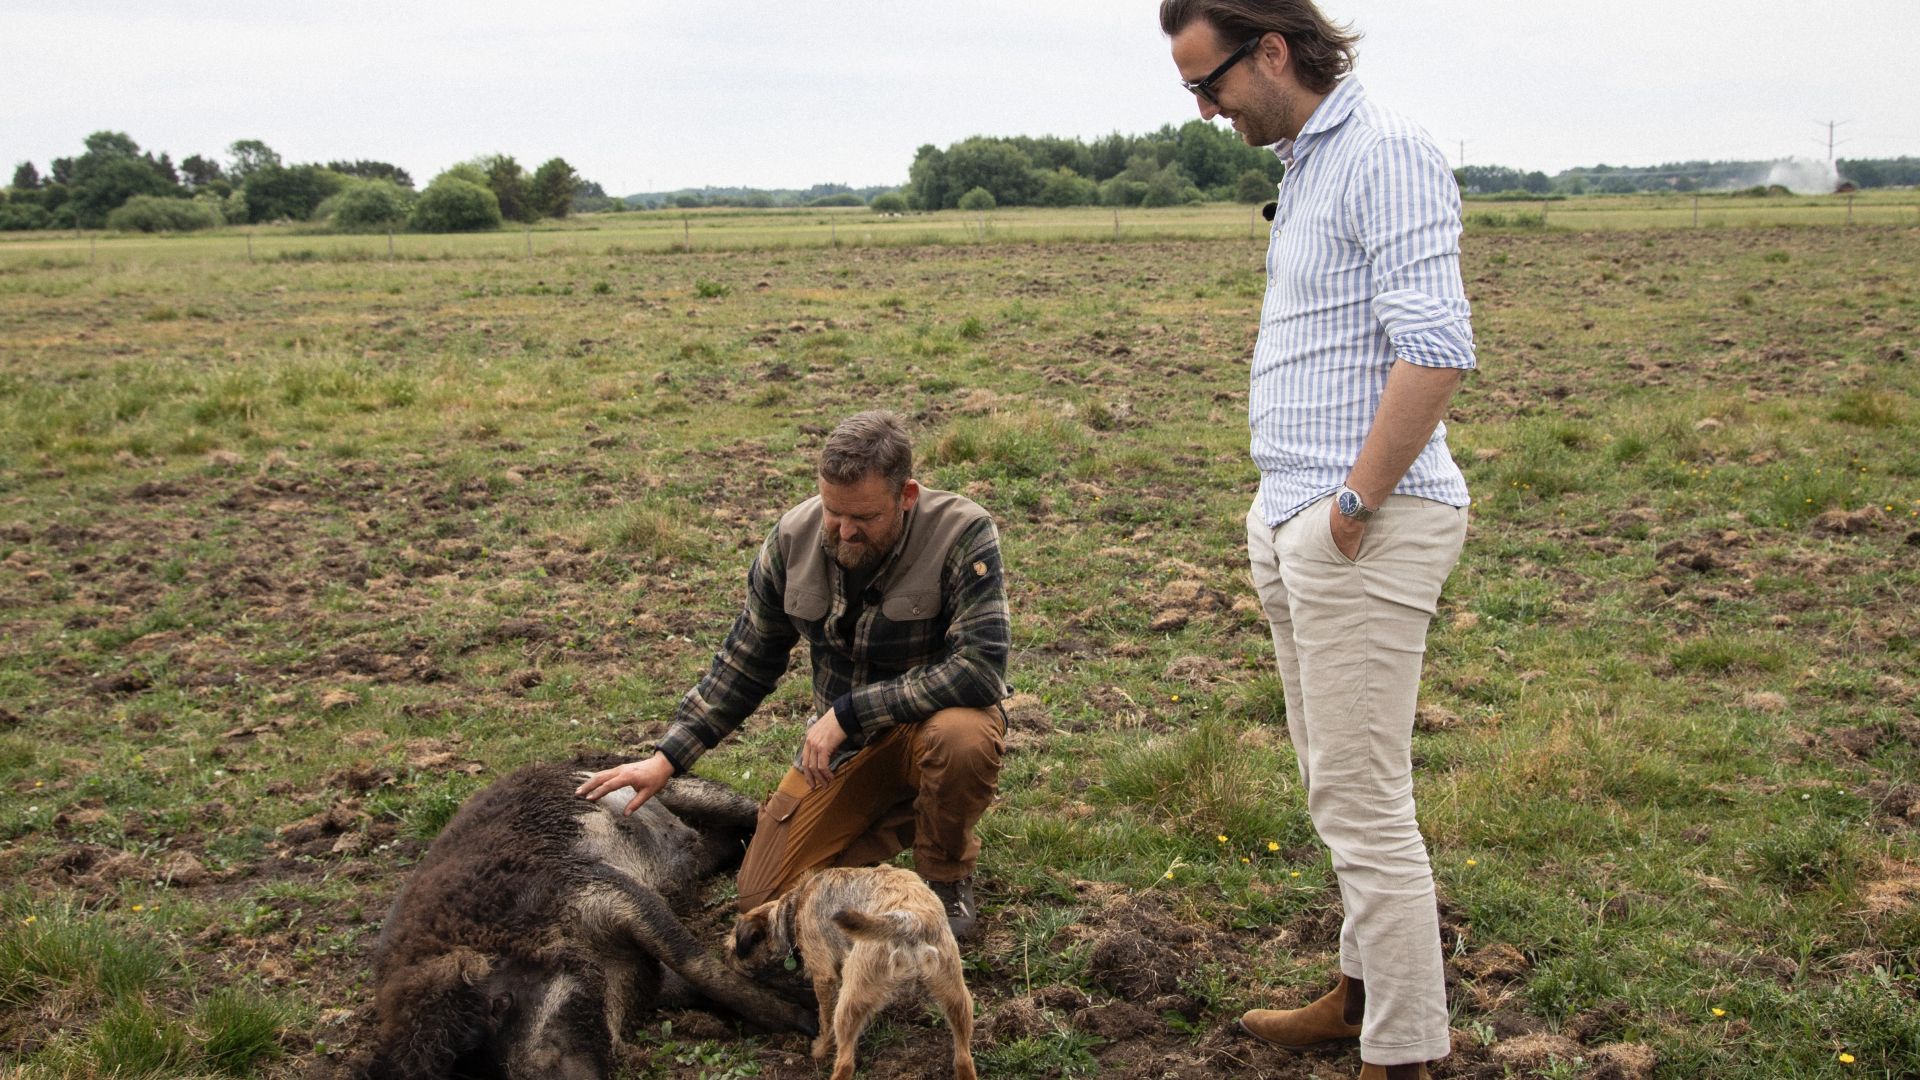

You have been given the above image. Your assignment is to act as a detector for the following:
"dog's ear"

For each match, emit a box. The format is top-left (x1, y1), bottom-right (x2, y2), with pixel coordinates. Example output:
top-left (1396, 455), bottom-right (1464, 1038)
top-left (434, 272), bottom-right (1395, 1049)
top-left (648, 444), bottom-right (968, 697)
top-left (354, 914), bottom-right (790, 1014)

top-left (732, 909), bottom-right (769, 959)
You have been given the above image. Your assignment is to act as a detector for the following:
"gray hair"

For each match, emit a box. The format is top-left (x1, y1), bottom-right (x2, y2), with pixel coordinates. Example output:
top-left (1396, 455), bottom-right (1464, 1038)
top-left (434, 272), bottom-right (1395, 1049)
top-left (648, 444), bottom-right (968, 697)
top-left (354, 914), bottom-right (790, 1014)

top-left (818, 411), bottom-right (913, 492)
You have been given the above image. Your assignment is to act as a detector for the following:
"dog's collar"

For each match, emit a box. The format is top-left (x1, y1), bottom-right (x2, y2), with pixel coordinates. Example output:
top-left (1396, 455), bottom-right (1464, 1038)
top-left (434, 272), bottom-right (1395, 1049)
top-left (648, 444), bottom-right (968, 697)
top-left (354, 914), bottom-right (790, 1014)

top-left (777, 891), bottom-right (803, 970)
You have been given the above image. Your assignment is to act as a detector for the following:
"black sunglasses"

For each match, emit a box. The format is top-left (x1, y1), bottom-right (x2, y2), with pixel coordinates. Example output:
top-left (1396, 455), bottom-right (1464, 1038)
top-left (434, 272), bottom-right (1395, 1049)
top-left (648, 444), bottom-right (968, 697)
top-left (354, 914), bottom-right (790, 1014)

top-left (1180, 35), bottom-right (1264, 106)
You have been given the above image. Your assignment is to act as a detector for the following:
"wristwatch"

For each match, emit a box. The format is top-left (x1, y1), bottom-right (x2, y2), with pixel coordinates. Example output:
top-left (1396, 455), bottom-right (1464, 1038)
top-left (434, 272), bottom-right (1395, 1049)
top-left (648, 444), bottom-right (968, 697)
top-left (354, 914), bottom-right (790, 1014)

top-left (1334, 485), bottom-right (1378, 522)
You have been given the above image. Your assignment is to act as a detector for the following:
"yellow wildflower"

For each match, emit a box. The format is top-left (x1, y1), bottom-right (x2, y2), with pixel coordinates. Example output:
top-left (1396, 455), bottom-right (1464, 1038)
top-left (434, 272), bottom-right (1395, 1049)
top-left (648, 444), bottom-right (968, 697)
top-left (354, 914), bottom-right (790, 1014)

top-left (1216, 834), bottom-right (1229, 844)
top-left (1267, 841), bottom-right (1280, 852)
top-left (1839, 1053), bottom-right (1855, 1064)
top-left (1711, 1008), bottom-right (1725, 1018)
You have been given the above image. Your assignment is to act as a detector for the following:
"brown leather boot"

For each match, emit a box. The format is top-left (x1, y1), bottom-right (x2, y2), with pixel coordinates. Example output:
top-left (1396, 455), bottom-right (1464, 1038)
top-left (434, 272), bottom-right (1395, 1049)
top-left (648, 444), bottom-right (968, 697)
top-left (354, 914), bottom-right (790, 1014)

top-left (1238, 974), bottom-right (1364, 1048)
top-left (1357, 1064), bottom-right (1430, 1080)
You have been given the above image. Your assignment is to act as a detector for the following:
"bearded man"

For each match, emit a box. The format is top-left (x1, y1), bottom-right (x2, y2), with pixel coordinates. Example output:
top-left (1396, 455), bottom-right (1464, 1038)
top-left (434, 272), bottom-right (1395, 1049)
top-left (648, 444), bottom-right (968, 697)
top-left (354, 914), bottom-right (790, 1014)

top-left (578, 411), bottom-right (1009, 941)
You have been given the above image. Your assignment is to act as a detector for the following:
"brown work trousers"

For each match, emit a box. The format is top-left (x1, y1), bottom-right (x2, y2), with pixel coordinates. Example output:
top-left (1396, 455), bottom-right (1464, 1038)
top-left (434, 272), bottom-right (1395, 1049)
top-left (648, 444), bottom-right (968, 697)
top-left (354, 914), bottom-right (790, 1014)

top-left (734, 706), bottom-right (1004, 912)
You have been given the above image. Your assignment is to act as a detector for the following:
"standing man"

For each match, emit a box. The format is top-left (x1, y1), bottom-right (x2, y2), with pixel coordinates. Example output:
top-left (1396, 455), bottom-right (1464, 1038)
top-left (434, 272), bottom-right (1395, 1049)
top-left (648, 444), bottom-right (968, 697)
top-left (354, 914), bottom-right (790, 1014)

top-left (1161, 3), bottom-right (1476, 1078)
top-left (576, 411), bottom-right (1008, 940)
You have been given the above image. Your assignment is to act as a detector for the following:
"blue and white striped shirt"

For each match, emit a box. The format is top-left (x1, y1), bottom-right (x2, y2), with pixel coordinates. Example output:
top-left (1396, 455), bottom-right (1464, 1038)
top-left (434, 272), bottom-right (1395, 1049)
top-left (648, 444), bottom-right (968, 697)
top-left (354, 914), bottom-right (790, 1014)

top-left (1251, 78), bottom-right (1476, 526)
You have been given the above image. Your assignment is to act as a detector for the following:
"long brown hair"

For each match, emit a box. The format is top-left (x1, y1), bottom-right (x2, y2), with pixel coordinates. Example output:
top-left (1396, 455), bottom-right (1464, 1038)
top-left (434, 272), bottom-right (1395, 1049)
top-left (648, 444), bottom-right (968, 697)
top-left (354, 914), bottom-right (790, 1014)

top-left (1160, 0), bottom-right (1360, 95)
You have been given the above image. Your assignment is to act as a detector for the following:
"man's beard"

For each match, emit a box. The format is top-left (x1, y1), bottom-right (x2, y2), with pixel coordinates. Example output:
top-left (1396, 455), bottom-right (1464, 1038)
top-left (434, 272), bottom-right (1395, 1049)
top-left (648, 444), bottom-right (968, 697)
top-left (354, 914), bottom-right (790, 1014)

top-left (823, 531), bottom-right (885, 571)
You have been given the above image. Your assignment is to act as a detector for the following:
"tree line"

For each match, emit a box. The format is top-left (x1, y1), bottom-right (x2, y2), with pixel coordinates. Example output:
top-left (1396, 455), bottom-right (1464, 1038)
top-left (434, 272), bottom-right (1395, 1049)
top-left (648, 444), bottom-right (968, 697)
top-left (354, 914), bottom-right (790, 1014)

top-left (0, 132), bottom-right (596, 233)
top-left (902, 121), bottom-right (1286, 211)
top-left (1456, 157), bottom-right (1920, 197)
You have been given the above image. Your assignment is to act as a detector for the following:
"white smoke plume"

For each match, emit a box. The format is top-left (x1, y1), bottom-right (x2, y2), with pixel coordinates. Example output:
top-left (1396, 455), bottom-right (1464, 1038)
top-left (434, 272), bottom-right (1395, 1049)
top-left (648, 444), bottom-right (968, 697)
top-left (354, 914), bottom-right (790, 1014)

top-left (1761, 157), bottom-right (1841, 194)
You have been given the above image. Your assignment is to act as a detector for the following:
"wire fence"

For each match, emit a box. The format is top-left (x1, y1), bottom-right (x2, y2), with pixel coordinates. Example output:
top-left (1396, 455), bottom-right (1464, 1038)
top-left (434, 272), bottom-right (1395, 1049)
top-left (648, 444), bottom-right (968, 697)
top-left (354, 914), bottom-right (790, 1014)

top-left (2, 196), bottom-right (1916, 270)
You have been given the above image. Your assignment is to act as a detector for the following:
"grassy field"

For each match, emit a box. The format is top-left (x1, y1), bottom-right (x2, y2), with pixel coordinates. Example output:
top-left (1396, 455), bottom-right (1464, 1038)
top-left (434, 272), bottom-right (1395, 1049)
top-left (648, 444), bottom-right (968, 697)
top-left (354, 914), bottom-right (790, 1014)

top-left (0, 208), bottom-right (1916, 1078)
top-left (2, 189), bottom-right (1917, 267)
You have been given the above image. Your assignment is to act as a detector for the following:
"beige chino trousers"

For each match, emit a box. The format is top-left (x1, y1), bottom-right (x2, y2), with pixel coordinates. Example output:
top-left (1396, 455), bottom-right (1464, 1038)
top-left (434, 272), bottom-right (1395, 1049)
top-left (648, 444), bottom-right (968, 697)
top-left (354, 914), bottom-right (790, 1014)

top-left (1247, 493), bottom-right (1467, 1066)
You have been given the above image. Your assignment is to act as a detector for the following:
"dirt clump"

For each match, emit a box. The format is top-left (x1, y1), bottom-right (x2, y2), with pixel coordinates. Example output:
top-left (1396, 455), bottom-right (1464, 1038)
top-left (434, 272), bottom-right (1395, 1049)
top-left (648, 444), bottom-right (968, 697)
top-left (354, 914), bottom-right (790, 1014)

top-left (1811, 505), bottom-right (1888, 536)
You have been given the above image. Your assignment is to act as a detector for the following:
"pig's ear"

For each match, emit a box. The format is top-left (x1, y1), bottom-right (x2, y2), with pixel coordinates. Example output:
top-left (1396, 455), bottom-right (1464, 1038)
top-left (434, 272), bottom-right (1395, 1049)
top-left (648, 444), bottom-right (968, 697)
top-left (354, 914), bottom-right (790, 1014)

top-left (351, 948), bottom-right (494, 1079)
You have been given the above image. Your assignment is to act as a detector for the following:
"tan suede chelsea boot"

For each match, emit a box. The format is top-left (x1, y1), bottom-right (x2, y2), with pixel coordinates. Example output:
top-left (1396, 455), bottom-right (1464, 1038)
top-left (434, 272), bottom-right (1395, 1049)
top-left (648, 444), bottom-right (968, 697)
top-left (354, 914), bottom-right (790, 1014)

top-left (1238, 973), bottom-right (1364, 1048)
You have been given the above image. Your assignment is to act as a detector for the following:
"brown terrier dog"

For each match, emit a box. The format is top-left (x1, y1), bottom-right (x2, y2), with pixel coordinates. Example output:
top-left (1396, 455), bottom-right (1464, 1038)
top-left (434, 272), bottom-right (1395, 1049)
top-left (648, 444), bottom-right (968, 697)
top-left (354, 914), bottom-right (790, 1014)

top-left (732, 865), bottom-right (977, 1080)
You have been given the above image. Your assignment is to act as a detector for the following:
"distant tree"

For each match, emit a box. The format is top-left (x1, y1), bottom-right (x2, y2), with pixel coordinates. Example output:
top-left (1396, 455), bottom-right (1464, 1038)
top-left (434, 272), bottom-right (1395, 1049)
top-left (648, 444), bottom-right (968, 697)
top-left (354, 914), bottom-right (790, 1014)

top-left (67, 131), bottom-right (176, 227)
top-left (808, 193), bottom-right (864, 207)
top-left (472, 154), bottom-right (534, 223)
top-left (1141, 164), bottom-right (1200, 207)
top-left (325, 160), bottom-right (415, 188)
top-left (146, 152), bottom-right (179, 186)
top-left (944, 138), bottom-right (1038, 208)
top-left (1099, 176), bottom-right (1149, 207)
top-left (240, 164), bottom-right (345, 222)
top-left (529, 157), bottom-right (582, 219)
top-left (227, 139), bottom-right (282, 182)
top-left (956, 186), bottom-right (996, 212)
top-left (0, 201), bottom-right (52, 231)
top-left (907, 144), bottom-right (950, 211)
top-left (1234, 168), bottom-right (1273, 203)
top-left (179, 154), bottom-right (224, 189)
top-left (409, 175), bottom-right (502, 232)
top-left (322, 179), bottom-right (413, 231)
top-left (83, 131), bottom-right (141, 159)
top-left (869, 192), bottom-right (909, 214)
top-left (50, 158), bottom-right (75, 186)
top-left (10, 162), bottom-right (40, 190)
top-left (1035, 167), bottom-right (1097, 207)
top-left (106, 194), bottom-right (223, 232)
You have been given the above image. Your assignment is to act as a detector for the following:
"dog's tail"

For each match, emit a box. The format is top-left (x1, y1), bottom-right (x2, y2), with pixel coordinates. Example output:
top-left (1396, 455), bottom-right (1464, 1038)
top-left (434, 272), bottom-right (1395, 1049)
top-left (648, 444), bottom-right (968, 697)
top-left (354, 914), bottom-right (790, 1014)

top-left (833, 909), bottom-right (943, 973)
top-left (832, 908), bottom-right (928, 942)
top-left (833, 903), bottom-right (913, 937)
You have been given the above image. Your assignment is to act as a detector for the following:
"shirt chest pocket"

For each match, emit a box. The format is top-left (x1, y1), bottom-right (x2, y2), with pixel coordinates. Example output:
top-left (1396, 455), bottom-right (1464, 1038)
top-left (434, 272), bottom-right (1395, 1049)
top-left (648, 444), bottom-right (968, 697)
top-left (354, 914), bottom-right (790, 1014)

top-left (785, 588), bottom-right (829, 627)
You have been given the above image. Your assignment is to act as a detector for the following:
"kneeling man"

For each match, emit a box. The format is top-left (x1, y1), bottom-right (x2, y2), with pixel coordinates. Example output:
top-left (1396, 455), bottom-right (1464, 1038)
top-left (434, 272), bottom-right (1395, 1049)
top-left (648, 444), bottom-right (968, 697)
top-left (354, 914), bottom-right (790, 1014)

top-left (578, 411), bottom-right (1009, 940)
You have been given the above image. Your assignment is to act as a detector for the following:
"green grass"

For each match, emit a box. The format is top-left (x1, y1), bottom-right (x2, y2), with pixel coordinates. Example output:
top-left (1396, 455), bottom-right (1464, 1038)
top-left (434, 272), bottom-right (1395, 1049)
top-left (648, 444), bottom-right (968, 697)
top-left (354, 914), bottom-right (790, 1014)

top-left (0, 214), bottom-right (1916, 1077)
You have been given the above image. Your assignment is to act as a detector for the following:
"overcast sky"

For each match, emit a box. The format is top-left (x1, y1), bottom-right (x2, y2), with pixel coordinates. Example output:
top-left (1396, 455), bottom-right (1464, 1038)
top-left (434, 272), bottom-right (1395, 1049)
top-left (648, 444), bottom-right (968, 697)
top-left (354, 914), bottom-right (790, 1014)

top-left (6, 1), bottom-right (1916, 194)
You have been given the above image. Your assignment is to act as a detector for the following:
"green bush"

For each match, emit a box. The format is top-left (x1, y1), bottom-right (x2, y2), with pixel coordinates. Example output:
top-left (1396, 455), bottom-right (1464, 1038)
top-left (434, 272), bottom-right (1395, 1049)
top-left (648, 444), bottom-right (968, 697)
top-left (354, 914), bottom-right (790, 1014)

top-left (105, 195), bottom-right (224, 232)
top-left (0, 202), bottom-right (52, 231)
top-left (807, 193), bottom-right (864, 207)
top-left (956, 186), bottom-right (996, 212)
top-left (869, 192), bottom-right (909, 214)
top-left (408, 176), bottom-right (502, 233)
top-left (323, 179), bottom-right (413, 232)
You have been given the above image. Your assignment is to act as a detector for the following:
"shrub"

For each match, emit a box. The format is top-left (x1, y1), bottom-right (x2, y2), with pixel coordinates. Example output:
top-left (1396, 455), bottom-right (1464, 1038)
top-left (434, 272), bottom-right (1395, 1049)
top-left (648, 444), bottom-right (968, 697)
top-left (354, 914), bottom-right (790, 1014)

top-left (869, 192), bottom-right (909, 214)
top-left (807, 193), bottom-right (865, 207)
top-left (956, 186), bottom-right (996, 212)
top-left (324, 179), bottom-right (413, 232)
top-left (408, 177), bottom-right (502, 233)
top-left (105, 195), bottom-right (223, 232)
top-left (0, 202), bottom-right (51, 231)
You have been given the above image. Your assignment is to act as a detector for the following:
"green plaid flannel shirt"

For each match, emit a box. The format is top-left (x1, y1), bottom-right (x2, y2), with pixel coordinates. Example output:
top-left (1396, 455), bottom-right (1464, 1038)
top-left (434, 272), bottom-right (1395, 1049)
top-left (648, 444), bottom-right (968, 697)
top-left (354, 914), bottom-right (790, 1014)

top-left (655, 502), bottom-right (1009, 775)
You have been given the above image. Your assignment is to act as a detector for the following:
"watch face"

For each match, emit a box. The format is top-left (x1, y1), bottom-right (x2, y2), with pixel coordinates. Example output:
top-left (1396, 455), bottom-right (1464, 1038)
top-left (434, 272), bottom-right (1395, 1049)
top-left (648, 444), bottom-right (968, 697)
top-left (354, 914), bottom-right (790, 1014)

top-left (1337, 489), bottom-right (1360, 516)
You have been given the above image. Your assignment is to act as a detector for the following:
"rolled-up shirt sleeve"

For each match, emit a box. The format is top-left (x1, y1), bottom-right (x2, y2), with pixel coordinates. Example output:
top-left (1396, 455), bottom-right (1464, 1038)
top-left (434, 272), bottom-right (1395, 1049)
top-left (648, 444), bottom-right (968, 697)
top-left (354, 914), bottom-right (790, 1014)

top-left (835, 516), bottom-right (1009, 737)
top-left (1348, 135), bottom-right (1477, 371)
top-left (655, 528), bottom-right (799, 774)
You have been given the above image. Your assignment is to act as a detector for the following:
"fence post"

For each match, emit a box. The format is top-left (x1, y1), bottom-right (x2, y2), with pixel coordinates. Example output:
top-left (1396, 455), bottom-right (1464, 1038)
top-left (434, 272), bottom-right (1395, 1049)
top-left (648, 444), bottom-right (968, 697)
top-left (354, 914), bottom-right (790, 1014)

top-left (387, 229), bottom-right (394, 260)
top-left (682, 215), bottom-right (691, 251)
top-left (1541, 199), bottom-right (1549, 225)
top-left (1692, 195), bottom-right (1699, 228)
top-left (525, 224), bottom-right (532, 256)
top-left (90, 235), bottom-right (96, 266)
top-left (247, 231), bottom-right (254, 261)
top-left (1847, 193), bottom-right (1854, 225)
top-left (1112, 207), bottom-right (1120, 242)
